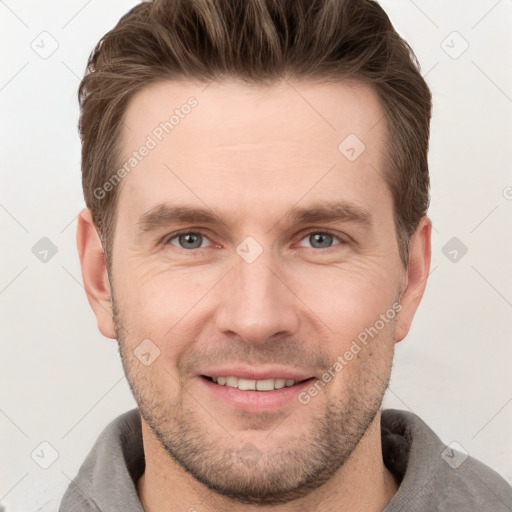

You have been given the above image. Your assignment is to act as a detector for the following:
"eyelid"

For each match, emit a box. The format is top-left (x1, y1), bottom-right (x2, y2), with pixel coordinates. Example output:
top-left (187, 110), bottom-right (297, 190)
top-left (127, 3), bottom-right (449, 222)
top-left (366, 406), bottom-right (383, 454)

top-left (162, 228), bottom-right (216, 248)
top-left (162, 227), bottom-right (350, 250)
top-left (295, 228), bottom-right (349, 248)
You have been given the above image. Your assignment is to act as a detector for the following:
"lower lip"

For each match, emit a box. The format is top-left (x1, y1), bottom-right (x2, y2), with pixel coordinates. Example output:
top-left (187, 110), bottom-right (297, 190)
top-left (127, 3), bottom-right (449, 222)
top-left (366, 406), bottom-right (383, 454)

top-left (199, 376), bottom-right (315, 411)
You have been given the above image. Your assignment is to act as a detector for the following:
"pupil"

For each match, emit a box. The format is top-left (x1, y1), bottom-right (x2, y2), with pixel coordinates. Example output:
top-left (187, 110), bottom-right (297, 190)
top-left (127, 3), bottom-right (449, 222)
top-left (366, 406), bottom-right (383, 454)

top-left (312, 233), bottom-right (331, 248)
top-left (181, 233), bottom-right (200, 248)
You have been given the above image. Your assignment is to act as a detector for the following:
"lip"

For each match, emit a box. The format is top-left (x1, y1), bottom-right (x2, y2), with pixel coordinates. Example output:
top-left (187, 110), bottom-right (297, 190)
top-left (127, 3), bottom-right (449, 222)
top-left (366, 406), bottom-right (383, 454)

top-left (199, 365), bottom-right (315, 382)
top-left (198, 375), bottom-right (315, 411)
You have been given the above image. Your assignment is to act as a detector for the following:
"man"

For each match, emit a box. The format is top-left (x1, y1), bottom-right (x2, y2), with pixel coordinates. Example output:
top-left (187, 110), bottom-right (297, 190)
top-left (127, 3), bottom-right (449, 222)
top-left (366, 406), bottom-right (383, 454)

top-left (60, 0), bottom-right (512, 510)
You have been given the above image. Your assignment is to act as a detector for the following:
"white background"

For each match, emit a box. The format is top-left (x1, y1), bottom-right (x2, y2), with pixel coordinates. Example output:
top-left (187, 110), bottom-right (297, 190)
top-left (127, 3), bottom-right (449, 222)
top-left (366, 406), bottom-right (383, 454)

top-left (1, 0), bottom-right (511, 510)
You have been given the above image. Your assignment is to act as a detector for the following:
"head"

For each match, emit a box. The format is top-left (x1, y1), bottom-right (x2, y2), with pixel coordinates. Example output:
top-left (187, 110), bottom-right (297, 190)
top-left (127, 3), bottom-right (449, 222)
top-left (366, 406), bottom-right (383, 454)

top-left (77, 0), bottom-right (432, 505)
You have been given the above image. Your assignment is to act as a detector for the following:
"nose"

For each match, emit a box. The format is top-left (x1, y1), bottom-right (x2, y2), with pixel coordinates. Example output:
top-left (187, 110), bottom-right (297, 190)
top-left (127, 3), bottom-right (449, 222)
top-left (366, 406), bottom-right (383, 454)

top-left (215, 247), bottom-right (300, 345)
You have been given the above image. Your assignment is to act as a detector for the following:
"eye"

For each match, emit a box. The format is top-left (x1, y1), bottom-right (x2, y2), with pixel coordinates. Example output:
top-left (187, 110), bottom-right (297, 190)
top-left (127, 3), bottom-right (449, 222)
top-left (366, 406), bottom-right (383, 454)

top-left (163, 229), bottom-right (348, 251)
top-left (296, 230), bottom-right (346, 250)
top-left (166, 231), bottom-right (213, 250)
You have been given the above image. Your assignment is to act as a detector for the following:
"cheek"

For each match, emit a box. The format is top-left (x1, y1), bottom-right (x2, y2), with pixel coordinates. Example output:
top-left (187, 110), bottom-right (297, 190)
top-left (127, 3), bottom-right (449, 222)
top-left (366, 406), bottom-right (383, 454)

top-left (113, 262), bottom-right (217, 348)
top-left (115, 248), bottom-right (399, 357)
top-left (292, 260), bottom-right (398, 341)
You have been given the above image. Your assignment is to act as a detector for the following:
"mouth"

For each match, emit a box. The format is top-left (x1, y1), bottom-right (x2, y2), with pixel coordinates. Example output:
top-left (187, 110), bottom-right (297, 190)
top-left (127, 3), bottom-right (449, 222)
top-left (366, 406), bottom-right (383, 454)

top-left (201, 375), bottom-right (314, 391)
top-left (197, 365), bottom-right (319, 411)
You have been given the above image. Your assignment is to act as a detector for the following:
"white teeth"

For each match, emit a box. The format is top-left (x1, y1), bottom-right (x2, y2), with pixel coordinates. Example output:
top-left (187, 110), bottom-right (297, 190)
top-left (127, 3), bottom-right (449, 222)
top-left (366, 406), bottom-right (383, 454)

top-left (274, 378), bottom-right (286, 389)
top-left (210, 376), bottom-right (298, 391)
top-left (256, 379), bottom-right (275, 391)
top-left (226, 376), bottom-right (238, 387)
top-left (238, 378), bottom-right (256, 390)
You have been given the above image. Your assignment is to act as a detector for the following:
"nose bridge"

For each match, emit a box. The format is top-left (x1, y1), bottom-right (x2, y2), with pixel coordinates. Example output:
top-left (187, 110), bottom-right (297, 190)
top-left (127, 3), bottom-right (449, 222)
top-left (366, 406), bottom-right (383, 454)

top-left (215, 241), bottom-right (299, 343)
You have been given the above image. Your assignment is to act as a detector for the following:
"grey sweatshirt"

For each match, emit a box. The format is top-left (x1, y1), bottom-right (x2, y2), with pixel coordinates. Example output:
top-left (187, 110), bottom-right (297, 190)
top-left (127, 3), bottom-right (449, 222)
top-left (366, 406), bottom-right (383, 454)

top-left (59, 408), bottom-right (512, 511)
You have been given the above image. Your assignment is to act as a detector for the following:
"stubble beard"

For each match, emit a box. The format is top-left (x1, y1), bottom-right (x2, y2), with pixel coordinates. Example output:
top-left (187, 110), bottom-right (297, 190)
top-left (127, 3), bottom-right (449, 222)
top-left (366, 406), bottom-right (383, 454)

top-left (112, 295), bottom-right (395, 505)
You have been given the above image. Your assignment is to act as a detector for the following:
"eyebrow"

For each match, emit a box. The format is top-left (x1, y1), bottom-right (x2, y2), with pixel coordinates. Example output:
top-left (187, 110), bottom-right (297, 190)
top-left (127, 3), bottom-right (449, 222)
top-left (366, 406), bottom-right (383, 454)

top-left (137, 200), bottom-right (373, 233)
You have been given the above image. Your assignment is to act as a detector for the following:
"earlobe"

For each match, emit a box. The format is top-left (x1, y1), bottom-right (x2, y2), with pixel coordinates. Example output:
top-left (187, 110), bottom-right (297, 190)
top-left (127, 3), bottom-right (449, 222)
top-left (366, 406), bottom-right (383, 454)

top-left (76, 208), bottom-right (116, 339)
top-left (395, 216), bottom-right (432, 343)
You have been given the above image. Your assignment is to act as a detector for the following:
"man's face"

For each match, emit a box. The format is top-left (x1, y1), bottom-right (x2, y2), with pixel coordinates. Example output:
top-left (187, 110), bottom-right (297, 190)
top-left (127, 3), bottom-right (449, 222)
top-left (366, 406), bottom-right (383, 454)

top-left (108, 79), bottom-right (408, 503)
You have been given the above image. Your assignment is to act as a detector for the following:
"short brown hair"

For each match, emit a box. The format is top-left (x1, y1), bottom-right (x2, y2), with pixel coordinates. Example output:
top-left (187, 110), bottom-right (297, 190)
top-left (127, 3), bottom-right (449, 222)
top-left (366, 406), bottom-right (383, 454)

top-left (78, 0), bottom-right (431, 268)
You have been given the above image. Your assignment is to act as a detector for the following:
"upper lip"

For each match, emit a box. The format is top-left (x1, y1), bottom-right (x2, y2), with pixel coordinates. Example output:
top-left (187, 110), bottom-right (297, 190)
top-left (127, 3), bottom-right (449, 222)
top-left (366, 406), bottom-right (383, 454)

top-left (200, 366), bottom-right (315, 382)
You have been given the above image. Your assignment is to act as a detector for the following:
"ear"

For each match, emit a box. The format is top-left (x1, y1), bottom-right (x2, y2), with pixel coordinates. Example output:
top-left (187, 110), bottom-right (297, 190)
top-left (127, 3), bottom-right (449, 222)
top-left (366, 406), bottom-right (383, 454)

top-left (76, 208), bottom-right (116, 339)
top-left (395, 216), bottom-right (432, 343)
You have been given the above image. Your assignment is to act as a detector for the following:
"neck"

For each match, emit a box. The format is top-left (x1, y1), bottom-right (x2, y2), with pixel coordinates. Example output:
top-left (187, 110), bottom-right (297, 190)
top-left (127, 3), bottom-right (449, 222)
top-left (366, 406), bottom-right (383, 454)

top-left (137, 411), bottom-right (398, 512)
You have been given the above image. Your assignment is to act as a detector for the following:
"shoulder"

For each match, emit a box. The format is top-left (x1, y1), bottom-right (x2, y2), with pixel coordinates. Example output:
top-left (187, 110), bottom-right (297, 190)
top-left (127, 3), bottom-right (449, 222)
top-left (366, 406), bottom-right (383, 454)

top-left (382, 409), bottom-right (512, 511)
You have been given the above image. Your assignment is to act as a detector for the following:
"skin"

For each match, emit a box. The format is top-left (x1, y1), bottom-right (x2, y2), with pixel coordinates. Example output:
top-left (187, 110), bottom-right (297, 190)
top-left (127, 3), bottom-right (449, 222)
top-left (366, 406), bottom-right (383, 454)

top-left (77, 78), bottom-right (431, 512)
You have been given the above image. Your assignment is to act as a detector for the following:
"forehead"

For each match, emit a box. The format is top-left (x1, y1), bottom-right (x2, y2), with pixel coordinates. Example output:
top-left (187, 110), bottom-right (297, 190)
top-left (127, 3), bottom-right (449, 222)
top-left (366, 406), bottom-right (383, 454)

top-left (117, 78), bottom-right (391, 229)
top-left (122, 78), bottom-right (386, 153)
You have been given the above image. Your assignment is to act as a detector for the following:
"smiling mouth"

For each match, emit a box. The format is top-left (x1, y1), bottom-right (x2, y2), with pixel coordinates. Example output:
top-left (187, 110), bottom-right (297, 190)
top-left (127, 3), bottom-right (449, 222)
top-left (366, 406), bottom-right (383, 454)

top-left (201, 375), bottom-right (314, 391)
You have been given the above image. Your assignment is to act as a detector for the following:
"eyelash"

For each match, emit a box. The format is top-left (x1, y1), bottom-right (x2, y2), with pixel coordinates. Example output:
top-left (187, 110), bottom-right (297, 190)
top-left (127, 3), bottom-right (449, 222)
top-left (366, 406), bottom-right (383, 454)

top-left (162, 228), bottom-right (349, 251)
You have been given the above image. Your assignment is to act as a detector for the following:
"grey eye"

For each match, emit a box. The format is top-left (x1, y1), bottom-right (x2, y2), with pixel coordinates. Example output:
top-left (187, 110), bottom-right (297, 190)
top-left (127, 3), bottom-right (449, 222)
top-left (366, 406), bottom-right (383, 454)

top-left (170, 233), bottom-right (206, 249)
top-left (307, 232), bottom-right (335, 249)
